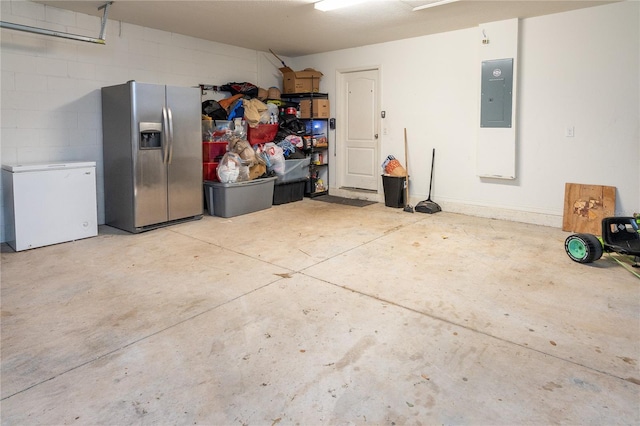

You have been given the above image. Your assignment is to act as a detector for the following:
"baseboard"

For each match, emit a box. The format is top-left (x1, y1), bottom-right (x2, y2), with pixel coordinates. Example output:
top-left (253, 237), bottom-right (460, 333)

top-left (329, 187), bottom-right (563, 228)
top-left (435, 199), bottom-right (563, 228)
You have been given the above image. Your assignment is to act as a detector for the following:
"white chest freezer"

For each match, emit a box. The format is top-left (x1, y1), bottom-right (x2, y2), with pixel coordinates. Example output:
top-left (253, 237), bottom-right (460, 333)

top-left (2, 161), bottom-right (98, 251)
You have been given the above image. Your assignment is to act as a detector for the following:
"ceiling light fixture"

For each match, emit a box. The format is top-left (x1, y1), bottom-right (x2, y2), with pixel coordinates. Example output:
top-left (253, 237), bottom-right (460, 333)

top-left (412, 0), bottom-right (460, 12)
top-left (314, 0), bottom-right (366, 12)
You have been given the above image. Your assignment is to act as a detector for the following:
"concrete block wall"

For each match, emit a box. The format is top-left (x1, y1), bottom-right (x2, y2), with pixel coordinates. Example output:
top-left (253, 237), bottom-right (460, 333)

top-left (0, 0), bottom-right (282, 242)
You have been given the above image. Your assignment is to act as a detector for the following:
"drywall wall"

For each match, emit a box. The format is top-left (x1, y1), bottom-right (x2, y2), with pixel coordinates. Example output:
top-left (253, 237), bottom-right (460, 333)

top-left (476, 19), bottom-right (518, 180)
top-left (0, 0), bottom-right (281, 242)
top-left (291, 1), bottom-right (639, 226)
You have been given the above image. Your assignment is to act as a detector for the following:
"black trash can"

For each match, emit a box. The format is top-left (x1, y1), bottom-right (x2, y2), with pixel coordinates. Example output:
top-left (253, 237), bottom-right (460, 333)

top-left (382, 175), bottom-right (405, 208)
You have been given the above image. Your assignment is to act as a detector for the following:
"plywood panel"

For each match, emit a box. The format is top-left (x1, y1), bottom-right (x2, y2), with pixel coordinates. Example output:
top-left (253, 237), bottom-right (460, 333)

top-left (562, 183), bottom-right (616, 234)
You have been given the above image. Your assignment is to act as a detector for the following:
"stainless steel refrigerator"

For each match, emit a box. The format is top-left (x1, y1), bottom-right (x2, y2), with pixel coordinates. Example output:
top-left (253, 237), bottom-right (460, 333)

top-left (102, 81), bottom-right (202, 233)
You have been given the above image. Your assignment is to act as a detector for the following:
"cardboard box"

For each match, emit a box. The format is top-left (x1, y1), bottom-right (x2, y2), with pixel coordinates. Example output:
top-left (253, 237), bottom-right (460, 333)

top-left (299, 99), bottom-right (330, 119)
top-left (281, 67), bottom-right (323, 94)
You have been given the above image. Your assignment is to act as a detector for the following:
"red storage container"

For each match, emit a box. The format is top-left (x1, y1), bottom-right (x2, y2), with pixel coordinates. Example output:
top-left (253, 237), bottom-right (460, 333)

top-left (203, 142), bottom-right (227, 162)
top-left (203, 162), bottom-right (219, 181)
top-left (247, 123), bottom-right (279, 145)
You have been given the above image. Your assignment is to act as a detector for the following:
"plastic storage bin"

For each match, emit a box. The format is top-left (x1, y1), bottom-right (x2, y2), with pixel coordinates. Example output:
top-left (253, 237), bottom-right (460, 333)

top-left (202, 120), bottom-right (231, 141)
top-left (278, 157), bottom-right (310, 183)
top-left (273, 178), bottom-right (307, 205)
top-left (203, 142), bottom-right (227, 162)
top-left (381, 175), bottom-right (405, 208)
top-left (203, 177), bottom-right (277, 217)
top-left (203, 162), bottom-right (219, 181)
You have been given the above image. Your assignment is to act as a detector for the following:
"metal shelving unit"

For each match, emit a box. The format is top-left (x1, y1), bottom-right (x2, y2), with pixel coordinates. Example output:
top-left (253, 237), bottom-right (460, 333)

top-left (280, 92), bottom-right (329, 197)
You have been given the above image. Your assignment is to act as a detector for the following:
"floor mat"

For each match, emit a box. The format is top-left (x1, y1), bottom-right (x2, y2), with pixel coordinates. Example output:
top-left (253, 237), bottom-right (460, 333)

top-left (311, 195), bottom-right (377, 207)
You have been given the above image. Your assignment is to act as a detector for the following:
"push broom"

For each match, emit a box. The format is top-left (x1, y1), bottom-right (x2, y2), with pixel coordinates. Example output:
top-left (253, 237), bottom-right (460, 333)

top-left (415, 148), bottom-right (441, 214)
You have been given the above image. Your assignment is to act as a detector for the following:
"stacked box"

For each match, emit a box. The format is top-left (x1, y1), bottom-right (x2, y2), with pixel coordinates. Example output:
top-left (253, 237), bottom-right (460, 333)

top-left (299, 99), bottom-right (330, 119)
top-left (281, 68), bottom-right (323, 94)
top-left (202, 123), bottom-right (229, 182)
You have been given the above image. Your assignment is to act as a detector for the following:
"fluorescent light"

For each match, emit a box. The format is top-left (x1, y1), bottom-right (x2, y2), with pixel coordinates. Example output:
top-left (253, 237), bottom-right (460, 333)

top-left (412, 0), bottom-right (460, 12)
top-left (314, 0), bottom-right (366, 12)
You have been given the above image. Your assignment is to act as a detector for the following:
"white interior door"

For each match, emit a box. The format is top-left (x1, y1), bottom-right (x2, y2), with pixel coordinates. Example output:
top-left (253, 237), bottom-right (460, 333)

top-left (338, 69), bottom-right (379, 191)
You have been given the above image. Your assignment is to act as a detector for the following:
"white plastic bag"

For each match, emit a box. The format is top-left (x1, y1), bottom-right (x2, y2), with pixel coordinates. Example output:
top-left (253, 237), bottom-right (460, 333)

top-left (217, 152), bottom-right (250, 183)
top-left (260, 142), bottom-right (285, 176)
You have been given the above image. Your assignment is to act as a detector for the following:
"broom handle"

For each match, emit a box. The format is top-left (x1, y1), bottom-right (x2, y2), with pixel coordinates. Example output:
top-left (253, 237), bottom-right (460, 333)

top-left (428, 148), bottom-right (435, 200)
top-left (269, 49), bottom-right (288, 68)
top-left (404, 128), bottom-right (409, 205)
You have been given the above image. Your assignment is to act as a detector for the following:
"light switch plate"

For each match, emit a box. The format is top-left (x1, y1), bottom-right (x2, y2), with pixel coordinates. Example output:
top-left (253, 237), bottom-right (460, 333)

top-left (565, 126), bottom-right (575, 137)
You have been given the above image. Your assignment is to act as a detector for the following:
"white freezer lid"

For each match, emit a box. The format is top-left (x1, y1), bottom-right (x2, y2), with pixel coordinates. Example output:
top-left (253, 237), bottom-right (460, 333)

top-left (2, 161), bottom-right (96, 173)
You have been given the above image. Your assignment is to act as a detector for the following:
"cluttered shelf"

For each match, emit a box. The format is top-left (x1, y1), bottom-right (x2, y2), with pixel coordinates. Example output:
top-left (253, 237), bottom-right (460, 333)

top-left (199, 66), bottom-right (331, 213)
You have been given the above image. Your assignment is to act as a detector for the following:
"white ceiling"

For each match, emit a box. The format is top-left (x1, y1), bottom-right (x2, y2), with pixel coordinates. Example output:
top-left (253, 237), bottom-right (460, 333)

top-left (36, 0), bottom-right (617, 57)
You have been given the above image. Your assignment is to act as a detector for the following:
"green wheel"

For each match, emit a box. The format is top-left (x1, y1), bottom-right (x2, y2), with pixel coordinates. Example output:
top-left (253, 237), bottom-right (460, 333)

top-left (565, 233), bottom-right (603, 263)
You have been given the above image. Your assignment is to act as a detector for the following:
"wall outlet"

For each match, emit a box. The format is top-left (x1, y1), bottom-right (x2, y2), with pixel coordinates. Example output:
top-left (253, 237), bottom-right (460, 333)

top-left (565, 126), bottom-right (575, 137)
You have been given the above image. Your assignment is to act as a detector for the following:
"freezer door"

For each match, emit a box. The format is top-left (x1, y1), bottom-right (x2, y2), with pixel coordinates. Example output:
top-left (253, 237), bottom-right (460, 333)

top-left (166, 85), bottom-right (203, 220)
top-left (132, 82), bottom-right (170, 228)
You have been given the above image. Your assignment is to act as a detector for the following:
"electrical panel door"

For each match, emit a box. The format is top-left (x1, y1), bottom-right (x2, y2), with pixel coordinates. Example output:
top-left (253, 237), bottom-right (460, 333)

top-left (480, 58), bottom-right (513, 128)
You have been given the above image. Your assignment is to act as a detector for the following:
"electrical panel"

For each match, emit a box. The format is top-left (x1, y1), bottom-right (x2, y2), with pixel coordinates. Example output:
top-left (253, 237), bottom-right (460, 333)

top-left (480, 58), bottom-right (513, 128)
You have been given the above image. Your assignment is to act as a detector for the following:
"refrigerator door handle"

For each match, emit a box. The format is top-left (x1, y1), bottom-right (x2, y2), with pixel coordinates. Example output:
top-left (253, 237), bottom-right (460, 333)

top-left (167, 107), bottom-right (174, 164)
top-left (162, 107), bottom-right (170, 164)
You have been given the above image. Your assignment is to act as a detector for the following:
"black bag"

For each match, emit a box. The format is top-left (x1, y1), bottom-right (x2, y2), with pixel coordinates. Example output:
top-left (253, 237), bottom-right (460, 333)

top-left (202, 100), bottom-right (227, 120)
top-left (279, 115), bottom-right (306, 135)
top-left (219, 82), bottom-right (259, 98)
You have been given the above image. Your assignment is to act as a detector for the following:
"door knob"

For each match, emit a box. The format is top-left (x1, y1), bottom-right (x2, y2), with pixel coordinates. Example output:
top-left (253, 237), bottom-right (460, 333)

top-left (374, 134), bottom-right (379, 139)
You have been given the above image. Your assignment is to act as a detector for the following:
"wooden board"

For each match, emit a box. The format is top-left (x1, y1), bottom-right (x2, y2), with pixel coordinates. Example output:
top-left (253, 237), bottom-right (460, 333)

top-left (562, 183), bottom-right (616, 234)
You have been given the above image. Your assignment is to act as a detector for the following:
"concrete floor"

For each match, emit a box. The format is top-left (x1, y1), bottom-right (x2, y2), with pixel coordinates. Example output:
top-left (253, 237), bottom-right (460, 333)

top-left (1, 198), bottom-right (638, 425)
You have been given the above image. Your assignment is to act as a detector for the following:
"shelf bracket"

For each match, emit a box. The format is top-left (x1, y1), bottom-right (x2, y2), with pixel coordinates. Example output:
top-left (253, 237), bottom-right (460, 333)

top-left (0, 1), bottom-right (113, 45)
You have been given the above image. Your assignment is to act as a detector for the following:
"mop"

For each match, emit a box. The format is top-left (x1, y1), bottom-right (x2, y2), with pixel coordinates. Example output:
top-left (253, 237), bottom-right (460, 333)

top-left (403, 128), bottom-right (414, 213)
